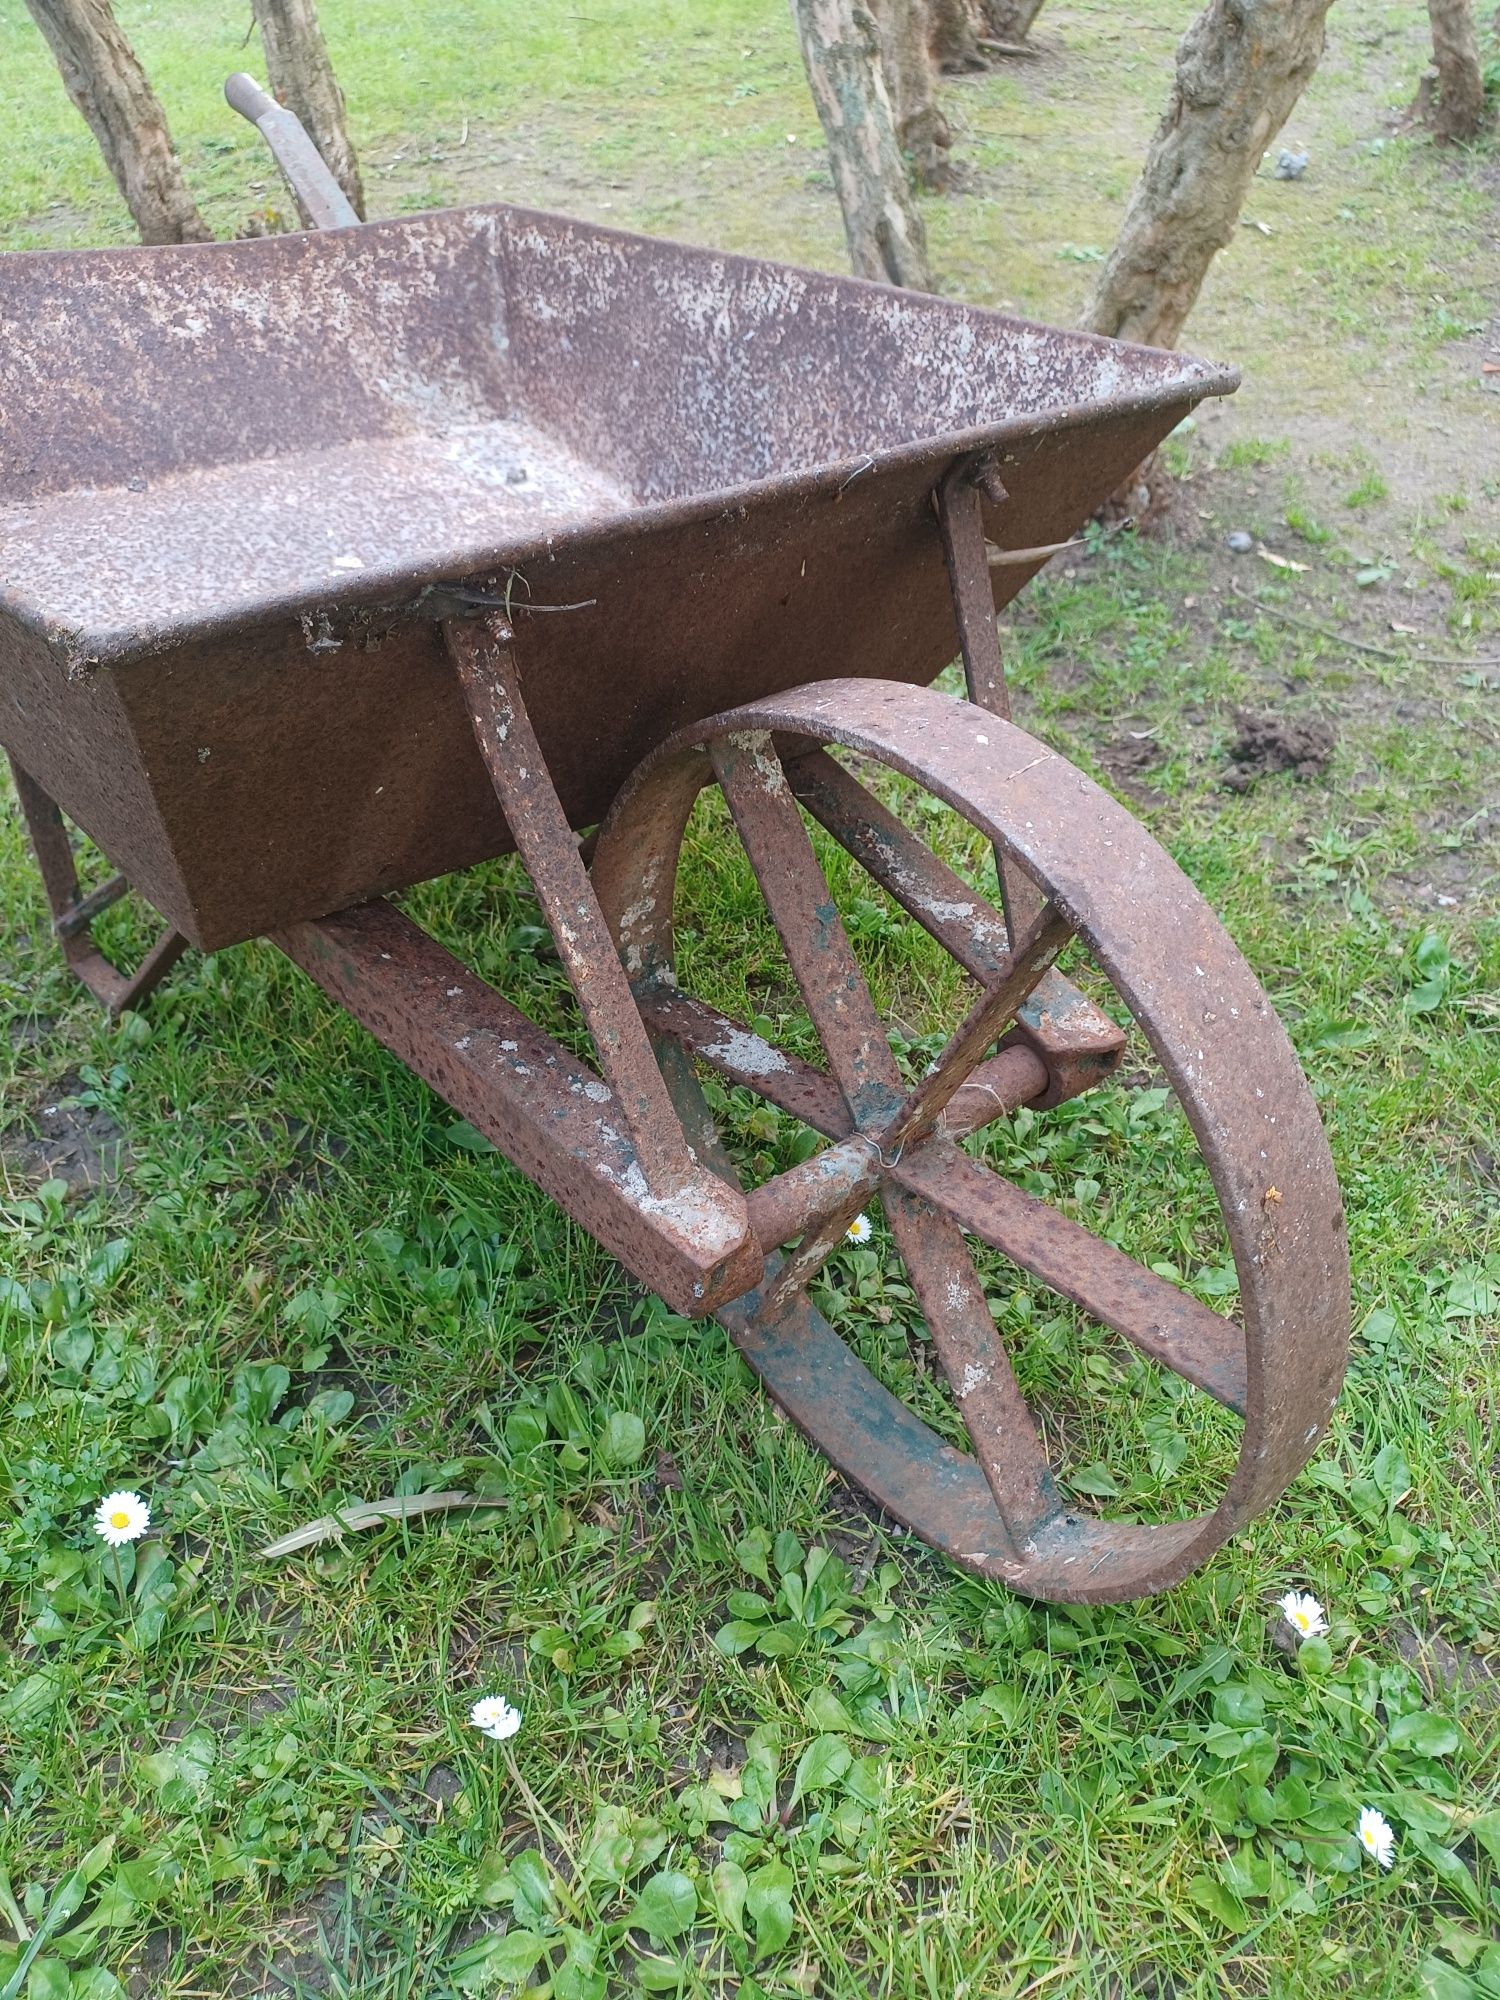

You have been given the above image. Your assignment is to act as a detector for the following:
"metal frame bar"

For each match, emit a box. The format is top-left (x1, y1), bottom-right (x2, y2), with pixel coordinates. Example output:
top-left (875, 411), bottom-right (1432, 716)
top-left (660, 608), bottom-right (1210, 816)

top-left (224, 73), bottom-right (360, 231)
top-left (272, 898), bottom-right (760, 1318)
top-left (937, 458), bottom-right (1045, 940)
top-left (445, 612), bottom-right (699, 1195)
top-left (7, 754), bottom-right (187, 1017)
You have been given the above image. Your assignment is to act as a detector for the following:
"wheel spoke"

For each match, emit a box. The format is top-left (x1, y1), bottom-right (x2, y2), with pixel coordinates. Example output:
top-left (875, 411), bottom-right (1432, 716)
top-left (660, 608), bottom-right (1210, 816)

top-left (786, 748), bottom-right (1122, 1103)
top-left (636, 982), bottom-right (1245, 1412)
top-left (887, 1190), bottom-right (1062, 1546)
top-left (785, 747), bottom-right (1013, 978)
top-left (892, 1138), bottom-right (1249, 1414)
top-left (710, 733), bottom-right (904, 1122)
top-left (635, 984), bottom-right (847, 1131)
top-left (761, 900), bottom-right (1068, 1311)
top-left (635, 983), bottom-right (1046, 1138)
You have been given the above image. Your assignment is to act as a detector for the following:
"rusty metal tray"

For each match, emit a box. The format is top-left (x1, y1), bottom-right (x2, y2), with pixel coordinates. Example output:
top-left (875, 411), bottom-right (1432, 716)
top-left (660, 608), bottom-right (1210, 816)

top-left (0, 205), bottom-right (1233, 949)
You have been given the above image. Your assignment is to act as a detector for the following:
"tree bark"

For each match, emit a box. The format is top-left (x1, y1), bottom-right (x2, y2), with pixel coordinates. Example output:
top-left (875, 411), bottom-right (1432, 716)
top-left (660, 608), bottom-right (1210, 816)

top-left (1085, 0), bottom-right (1334, 351)
top-left (928, 0), bottom-right (987, 70)
top-left (979, 0), bottom-right (1049, 40)
top-left (871, 0), bottom-right (953, 188)
top-left (1418, 0), bottom-right (1489, 141)
top-left (251, 0), bottom-right (365, 218)
top-left (791, 0), bottom-right (932, 288)
top-left (23, 0), bottom-right (210, 243)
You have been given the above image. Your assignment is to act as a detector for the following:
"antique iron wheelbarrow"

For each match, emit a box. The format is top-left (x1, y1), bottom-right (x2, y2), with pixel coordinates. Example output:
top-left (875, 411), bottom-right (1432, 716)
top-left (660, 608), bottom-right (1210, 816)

top-left (0, 79), bottom-right (1349, 1604)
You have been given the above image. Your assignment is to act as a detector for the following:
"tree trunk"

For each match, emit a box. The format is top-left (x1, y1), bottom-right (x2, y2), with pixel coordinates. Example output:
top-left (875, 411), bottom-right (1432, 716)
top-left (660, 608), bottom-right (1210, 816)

top-left (1419, 0), bottom-right (1488, 141)
top-left (871, 0), bottom-right (953, 188)
top-left (978, 0), bottom-right (1049, 40)
top-left (928, 0), bottom-right (986, 71)
top-left (1085, 0), bottom-right (1333, 351)
top-left (251, 0), bottom-right (365, 219)
top-left (791, 0), bottom-right (932, 288)
top-left (23, 0), bottom-right (210, 243)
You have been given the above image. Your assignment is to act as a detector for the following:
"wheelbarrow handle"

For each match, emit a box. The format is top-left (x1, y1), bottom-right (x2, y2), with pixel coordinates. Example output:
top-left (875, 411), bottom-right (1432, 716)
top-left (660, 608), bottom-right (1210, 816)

top-left (224, 71), bottom-right (360, 232)
top-left (224, 70), bottom-right (277, 123)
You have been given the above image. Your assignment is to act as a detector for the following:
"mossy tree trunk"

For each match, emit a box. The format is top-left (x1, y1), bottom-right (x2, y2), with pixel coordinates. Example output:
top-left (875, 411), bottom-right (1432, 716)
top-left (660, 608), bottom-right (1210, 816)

top-left (978, 0), bottom-right (1050, 42)
top-left (24, 0), bottom-right (210, 243)
top-left (1417, 0), bottom-right (1489, 141)
top-left (1086, 0), bottom-right (1334, 351)
top-left (871, 0), bottom-right (953, 188)
top-left (928, 0), bottom-right (986, 70)
top-left (791, 0), bottom-right (932, 287)
top-left (251, 0), bottom-right (365, 217)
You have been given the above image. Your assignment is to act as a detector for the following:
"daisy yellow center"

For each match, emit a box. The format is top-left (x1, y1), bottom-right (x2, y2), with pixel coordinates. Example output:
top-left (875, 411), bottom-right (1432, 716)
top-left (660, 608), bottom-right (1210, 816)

top-left (1361, 1828), bottom-right (1377, 1849)
top-left (110, 1511), bottom-right (130, 1529)
top-left (1291, 1609), bottom-right (1311, 1631)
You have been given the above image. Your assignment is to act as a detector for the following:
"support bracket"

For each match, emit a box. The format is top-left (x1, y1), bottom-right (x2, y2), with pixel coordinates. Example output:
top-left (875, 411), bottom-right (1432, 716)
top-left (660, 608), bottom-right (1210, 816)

top-left (8, 754), bottom-right (187, 1017)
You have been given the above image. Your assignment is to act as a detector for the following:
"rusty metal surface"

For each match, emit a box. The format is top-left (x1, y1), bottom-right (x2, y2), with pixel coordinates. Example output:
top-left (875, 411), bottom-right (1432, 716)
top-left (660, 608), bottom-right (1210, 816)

top-left (863, 898), bottom-right (1071, 1159)
top-left (269, 623), bottom-right (763, 1316)
top-left (1, 204), bottom-right (1232, 949)
top-left (0, 206), bottom-right (1234, 665)
top-left (266, 626), bottom-right (763, 1317)
top-left (272, 899), bottom-right (759, 1318)
top-left (630, 985), bottom-right (1052, 1141)
top-left (1007, 970), bottom-right (1128, 1111)
top-left (745, 1132), bottom-right (882, 1255)
top-left (592, 680), bottom-right (1349, 1601)
top-left (702, 724), bottom-right (1073, 1514)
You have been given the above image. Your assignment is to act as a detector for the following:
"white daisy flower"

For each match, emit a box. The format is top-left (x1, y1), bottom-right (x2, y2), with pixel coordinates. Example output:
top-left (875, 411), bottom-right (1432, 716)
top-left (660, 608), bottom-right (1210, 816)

top-left (469, 1694), bottom-right (522, 1742)
top-left (845, 1213), bottom-right (873, 1244)
top-left (94, 1490), bottom-right (150, 1547)
top-left (1356, 1806), bottom-right (1395, 1870)
top-left (1277, 1589), bottom-right (1328, 1640)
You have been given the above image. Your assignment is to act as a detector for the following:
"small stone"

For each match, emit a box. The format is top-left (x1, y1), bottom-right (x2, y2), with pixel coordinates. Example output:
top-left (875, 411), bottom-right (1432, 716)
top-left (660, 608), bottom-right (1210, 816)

top-left (1226, 529), bottom-right (1254, 554)
top-left (1274, 149), bottom-right (1309, 180)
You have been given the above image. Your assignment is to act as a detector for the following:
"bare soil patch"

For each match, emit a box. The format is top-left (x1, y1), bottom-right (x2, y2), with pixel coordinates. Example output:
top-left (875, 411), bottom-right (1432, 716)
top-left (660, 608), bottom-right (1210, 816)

top-left (1, 1070), bottom-right (133, 1192)
top-left (1222, 710), bottom-right (1338, 791)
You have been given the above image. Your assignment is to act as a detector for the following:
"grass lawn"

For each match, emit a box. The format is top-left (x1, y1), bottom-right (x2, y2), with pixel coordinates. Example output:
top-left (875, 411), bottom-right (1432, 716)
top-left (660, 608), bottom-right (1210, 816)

top-left (2, 2), bottom-right (1499, 1995)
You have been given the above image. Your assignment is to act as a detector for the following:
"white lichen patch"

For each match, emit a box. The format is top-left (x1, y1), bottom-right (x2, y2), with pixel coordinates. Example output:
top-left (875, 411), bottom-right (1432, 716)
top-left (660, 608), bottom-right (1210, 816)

top-left (704, 1026), bottom-right (791, 1077)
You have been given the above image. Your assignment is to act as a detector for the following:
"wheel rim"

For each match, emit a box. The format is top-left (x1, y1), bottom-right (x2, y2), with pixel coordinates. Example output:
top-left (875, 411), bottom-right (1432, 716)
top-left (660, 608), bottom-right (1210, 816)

top-left (591, 678), bottom-right (1349, 1603)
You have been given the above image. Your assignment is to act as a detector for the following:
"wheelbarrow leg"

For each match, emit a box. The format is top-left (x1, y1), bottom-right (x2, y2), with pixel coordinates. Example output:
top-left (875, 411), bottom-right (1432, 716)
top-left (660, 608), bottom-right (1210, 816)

top-left (6, 753), bottom-right (187, 1016)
